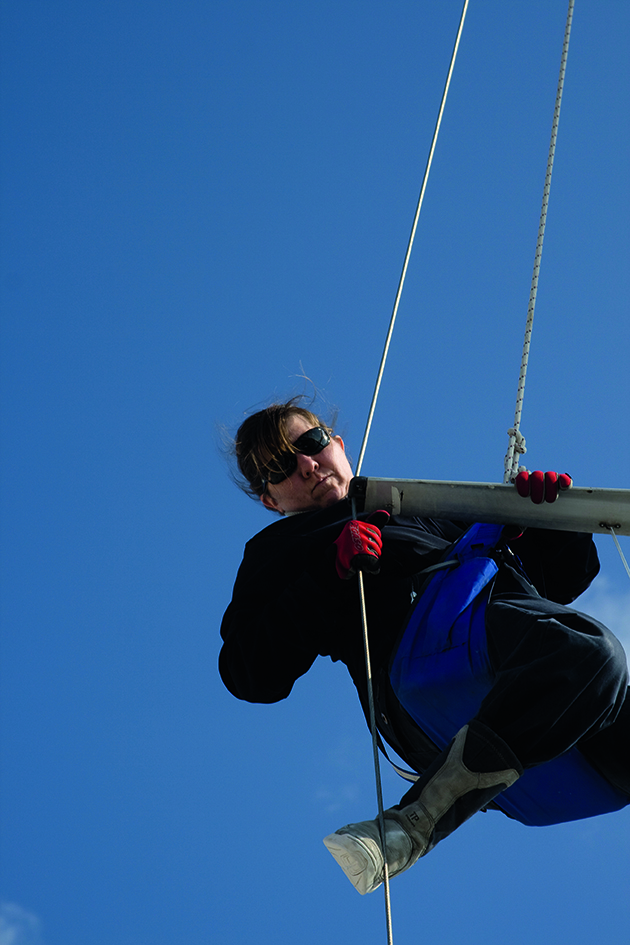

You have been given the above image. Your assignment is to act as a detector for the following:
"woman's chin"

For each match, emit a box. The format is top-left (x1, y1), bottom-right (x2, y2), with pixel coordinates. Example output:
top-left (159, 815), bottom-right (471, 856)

top-left (316, 481), bottom-right (348, 508)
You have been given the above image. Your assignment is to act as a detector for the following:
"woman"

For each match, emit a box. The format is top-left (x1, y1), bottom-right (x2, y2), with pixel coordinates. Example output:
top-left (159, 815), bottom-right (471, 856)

top-left (219, 398), bottom-right (629, 894)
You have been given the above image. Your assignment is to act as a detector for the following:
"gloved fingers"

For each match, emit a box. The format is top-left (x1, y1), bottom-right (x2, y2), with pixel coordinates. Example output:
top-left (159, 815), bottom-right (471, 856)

top-left (558, 473), bottom-right (573, 492)
top-left (530, 469), bottom-right (545, 504)
top-left (358, 524), bottom-right (383, 555)
top-left (514, 469), bottom-right (573, 504)
top-left (543, 470), bottom-right (559, 502)
top-left (366, 509), bottom-right (391, 530)
top-left (515, 469), bottom-right (532, 498)
top-left (357, 512), bottom-right (390, 557)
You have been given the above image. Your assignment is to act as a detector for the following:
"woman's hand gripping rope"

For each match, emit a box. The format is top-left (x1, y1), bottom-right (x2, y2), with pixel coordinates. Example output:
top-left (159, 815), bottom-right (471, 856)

top-left (334, 510), bottom-right (391, 580)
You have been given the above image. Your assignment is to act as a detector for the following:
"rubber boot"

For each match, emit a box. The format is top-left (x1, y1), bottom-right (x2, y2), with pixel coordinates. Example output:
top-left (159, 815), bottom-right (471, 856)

top-left (323, 720), bottom-right (523, 894)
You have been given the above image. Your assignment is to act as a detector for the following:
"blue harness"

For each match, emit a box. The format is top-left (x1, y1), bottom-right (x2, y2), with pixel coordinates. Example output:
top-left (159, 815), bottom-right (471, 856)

top-left (389, 523), bottom-right (629, 826)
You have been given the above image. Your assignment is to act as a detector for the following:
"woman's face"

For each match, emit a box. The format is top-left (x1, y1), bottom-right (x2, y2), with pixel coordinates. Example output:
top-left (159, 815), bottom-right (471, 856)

top-left (261, 414), bottom-right (353, 514)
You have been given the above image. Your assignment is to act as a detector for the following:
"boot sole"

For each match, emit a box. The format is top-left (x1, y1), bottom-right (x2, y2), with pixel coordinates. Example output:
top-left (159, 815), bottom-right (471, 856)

top-left (322, 832), bottom-right (383, 895)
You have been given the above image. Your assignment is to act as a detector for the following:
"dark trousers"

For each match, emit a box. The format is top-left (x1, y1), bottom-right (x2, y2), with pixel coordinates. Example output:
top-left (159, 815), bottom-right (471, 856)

top-left (481, 593), bottom-right (629, 793)
top-left (384, 587), bottom-right (630, 813)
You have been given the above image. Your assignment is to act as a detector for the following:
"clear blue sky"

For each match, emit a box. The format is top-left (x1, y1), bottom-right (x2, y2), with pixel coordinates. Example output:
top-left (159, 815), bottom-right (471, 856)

top-left (1, 2), bottom-right (629, 944)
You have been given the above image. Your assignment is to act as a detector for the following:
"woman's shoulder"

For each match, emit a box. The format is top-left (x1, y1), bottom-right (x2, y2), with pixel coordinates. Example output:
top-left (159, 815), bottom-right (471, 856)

top-left (245, 498), bottom-right (352, 548)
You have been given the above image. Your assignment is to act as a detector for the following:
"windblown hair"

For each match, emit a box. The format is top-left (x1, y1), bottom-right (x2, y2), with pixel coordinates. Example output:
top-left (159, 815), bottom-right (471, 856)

top-left (233, 397), bottom-right (334, 499)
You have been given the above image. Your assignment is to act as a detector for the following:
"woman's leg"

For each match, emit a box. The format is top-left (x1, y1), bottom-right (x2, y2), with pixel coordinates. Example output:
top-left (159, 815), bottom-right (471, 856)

top-left (481, 596), bottom-right (628, 768)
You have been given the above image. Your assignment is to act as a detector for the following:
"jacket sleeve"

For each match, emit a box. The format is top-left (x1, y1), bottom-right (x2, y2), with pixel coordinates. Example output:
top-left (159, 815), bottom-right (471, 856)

top-left (507, 528), bottom-right (600, 604)
top-left (219, 522), bottom-right (345, 704)
top-left (219, 570), bottom-right (320, 703)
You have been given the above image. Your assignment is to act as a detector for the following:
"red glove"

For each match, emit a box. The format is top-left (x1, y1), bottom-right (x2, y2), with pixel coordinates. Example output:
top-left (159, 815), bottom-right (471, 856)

top-left (515, 469), bottom-right (573, 505)
top-left (333, 510), bottom-right (390, 580)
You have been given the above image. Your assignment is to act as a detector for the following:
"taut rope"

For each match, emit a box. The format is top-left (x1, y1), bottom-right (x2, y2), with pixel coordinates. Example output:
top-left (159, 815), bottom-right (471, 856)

top-left (352, 4), bottom-right (470, 941)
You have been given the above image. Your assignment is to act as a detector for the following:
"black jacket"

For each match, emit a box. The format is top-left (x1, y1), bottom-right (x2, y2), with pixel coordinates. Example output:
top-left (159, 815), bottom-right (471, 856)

top-left (219, 499), bottom-right (600, 716)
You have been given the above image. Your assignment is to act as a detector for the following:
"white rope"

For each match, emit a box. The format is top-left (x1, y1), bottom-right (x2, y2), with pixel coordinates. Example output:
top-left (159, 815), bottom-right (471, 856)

top-left (500, 2), bottom-right (627, 587)
top-left (352, 5), bottom-right (470, 941)
top-left (609, 528), bottom-right (630, 582)
top-left (504, 0), bottom-right (575, 483)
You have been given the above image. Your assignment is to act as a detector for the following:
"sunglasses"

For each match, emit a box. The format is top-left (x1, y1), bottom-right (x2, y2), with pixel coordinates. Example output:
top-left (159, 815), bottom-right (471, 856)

top-left (261, 426), bottom-right (331, 489)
